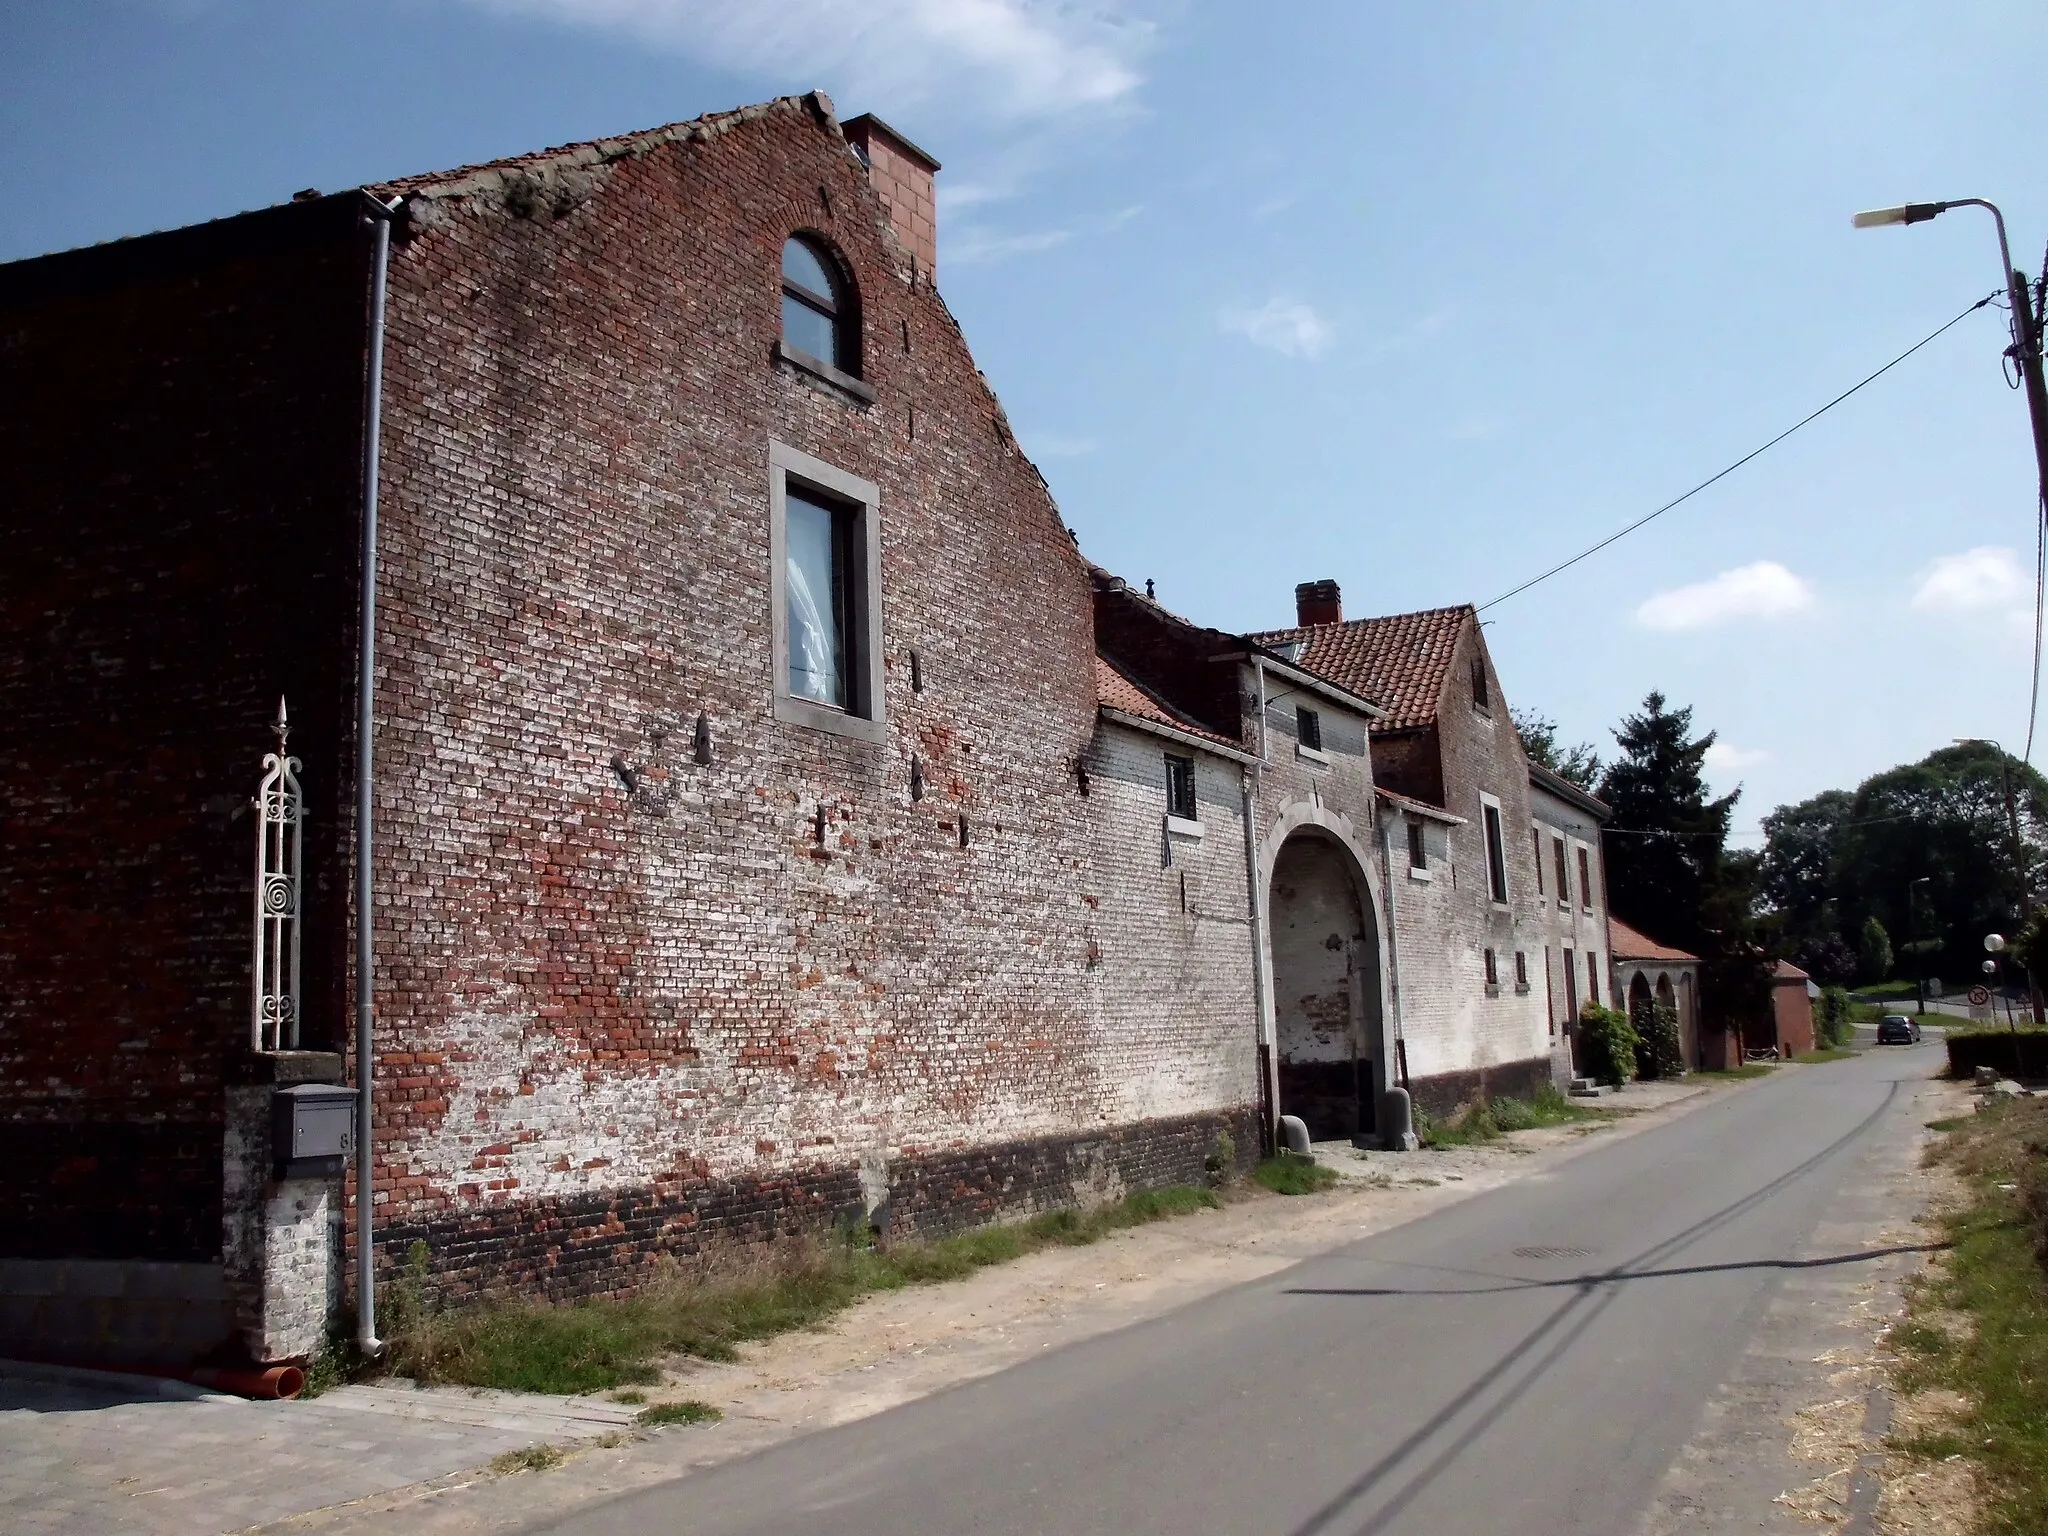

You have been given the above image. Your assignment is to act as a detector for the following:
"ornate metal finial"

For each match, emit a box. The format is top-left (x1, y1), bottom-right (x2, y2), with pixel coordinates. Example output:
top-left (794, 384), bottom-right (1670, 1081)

top-left (252, 699), bottom-right (305, 1052)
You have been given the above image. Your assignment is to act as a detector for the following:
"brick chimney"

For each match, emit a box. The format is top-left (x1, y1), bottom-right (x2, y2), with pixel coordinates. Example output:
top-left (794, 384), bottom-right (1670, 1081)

top-left (843, 114), bottom-right (941, 281)
top-left (1295, 580), bottom-right (1343, 627)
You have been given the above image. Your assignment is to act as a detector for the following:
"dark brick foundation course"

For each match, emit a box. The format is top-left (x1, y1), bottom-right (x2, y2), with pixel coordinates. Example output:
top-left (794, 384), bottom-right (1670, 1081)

top-left (1406, 1055), bottom-right (1552, 1122)
top-left (376, 1107), bottom-right (1258, 1303)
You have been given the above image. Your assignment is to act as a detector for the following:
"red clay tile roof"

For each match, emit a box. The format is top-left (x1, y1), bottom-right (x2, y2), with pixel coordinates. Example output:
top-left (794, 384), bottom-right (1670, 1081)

top-left (1251, 605), bottom-right (1473, 731)
top-left (1095, 656), bottom-right (1244, 752)
top-left (1608, 917), bottom-right (1698, 964)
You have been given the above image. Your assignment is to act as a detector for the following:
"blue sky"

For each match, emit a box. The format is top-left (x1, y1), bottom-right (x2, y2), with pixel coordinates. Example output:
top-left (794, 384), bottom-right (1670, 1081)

top-left (7, 0), bottom-right (2047, 838)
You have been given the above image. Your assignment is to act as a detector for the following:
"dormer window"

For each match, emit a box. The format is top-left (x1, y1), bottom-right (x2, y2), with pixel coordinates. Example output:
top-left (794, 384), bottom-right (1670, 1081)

top-left (782, 236), bottom-right (853, 374)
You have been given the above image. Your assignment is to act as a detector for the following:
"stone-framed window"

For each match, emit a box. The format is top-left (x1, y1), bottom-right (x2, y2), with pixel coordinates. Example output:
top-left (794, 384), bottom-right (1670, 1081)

top-left (1553, 835), bottom-right (1570, 908)
top-left (770, 441), bottom-right (885, 744)
top-left (1484, 947), bottom-right (1499, 990)
top-left (1532, 827), bottom-right (1544, 894)
top-left (1514, 950), bottom-right (1530, 993)
top-left (1480, 792), bottom-right (1509, 905)
top-left (1586, 950), bottom-right (1602, 1007)
top-left (1407, 819), bottom-right (1427, 872)
top-left (1578, 845), bottom-right (1595, 912)
top-left (782, 235), bottom-right (855, 371)
top-left (1164, 753), bottom-right (1197, 822)
top-left (1296, 706), bottom-right (1322, 751)
top-left (1470, 655), bottom-right (1490, 713)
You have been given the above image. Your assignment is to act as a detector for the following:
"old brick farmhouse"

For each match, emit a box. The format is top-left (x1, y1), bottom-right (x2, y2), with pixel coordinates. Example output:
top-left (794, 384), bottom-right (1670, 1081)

top-left (1, 92), bottom-right (1640, 1373)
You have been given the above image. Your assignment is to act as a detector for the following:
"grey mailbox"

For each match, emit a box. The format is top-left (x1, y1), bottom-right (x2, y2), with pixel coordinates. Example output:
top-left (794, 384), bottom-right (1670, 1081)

top-left (272, 1083), bottom-right (355, 1179)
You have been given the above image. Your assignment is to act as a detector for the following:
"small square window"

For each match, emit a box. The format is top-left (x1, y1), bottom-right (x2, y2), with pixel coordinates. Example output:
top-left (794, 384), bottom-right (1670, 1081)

top-left (1296, 706), bottom-right (1323, 752)
top-left (1407, 819), bottom-right (1427, 870)
top-left (1165, 754), bottom-right (1196, 821)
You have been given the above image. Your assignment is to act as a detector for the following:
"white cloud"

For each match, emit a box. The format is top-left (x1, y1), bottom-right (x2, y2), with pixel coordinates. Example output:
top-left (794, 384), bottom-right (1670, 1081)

top-left (1912, 545), bottom-right (2030, 613)
top-left (461, 0), bottom-right (1153, 119)
top-left (948, 227), bottom-right (1071, 264)
top-left (1219, 298), bottom-right (1332, 360)
top-left (1705, 741), bottom-right (1770, 774)
top-left (1634, 561), bottom-right (1816, 631)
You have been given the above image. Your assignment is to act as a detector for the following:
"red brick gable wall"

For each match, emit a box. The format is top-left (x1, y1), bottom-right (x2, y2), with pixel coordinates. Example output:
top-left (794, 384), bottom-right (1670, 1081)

top-left (359, 99), bottom-right (1130, 1284)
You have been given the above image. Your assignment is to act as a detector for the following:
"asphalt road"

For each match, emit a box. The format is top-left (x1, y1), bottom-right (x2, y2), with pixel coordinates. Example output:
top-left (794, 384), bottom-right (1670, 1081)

top-left (534, 1045), bottom-right (1941, 1536)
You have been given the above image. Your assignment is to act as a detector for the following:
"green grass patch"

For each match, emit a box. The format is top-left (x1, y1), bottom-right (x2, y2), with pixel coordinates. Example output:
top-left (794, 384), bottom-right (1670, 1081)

top-left (490, 1445), bottom-right (565, 1475)
top-left (1792, 1048), bottom-right (1855, 1064)
top-left (380, 1186), bottom-right (1219, 1396)
top-left (1694, 1064), bottom-right (1776, 1081)
top-left (1416, 1082), bottom-right (1608, 1148)
top-left (1252, 1153), bottom-right (1339, 1195)
top-left (1852, 981), bottom-right (1922, 1001)
top-left (1894, 1097), bottom-right (2048, 1532)
top-left (637, 1400), bottom-right (721, 1427)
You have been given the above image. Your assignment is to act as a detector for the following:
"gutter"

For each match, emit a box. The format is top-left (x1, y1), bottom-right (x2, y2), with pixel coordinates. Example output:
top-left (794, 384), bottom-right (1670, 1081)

top-left (1377, 803), bottom-right (1410, 1088)
top-left (353, 191), bottom-right (400, 1358)
top-left (1241, 660), bottom-right (1279, 1149)
top-left (1097, 706), bottom-right (1260, 766)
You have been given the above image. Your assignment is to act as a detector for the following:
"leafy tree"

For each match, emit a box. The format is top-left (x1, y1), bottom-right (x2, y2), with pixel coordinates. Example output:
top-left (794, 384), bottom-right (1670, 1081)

top-left (1633, 999), bottom-right (1685, 1079)
top-left (1598, 692), bottom-right (1737, 955)
top-left (1792, 933), bottom-right (1857, 988)
top-left (1816, 986), bottom-right (1854, 1048)
top-left (1577, 1003), bottom-right (1640, 1087)
top-left (1858, 915), bottom-right (1892, 982)
top-left (1832, 741), bottom-right (2048, 986)
top-left (1511, 707), bottom-right (1602, 790)
top-left (1759, 790), bottom-right (1852, 949)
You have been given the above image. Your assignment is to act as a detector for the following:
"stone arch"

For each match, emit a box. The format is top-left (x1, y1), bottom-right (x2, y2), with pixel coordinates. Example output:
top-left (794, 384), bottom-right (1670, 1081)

top-left (1261, 802), bottom-right (1391, 1143)
top-left (1628, 970), bottom-right (1653, 1020)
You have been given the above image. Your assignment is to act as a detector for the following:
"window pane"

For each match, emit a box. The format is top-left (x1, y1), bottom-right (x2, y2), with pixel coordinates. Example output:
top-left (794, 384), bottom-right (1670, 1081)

top-left (1483, 805), bottom-right (1508, 901)
top-left (782, 292), bottom-right (837, 364)
top-left (786, 490), bottom-right (846, 707)
top-left (782, 238), bottom-right (836, 301)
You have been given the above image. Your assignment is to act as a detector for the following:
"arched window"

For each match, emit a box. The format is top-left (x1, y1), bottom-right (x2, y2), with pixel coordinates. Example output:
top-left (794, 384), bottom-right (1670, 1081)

top-left (781, 236), bottom-right (853, 373)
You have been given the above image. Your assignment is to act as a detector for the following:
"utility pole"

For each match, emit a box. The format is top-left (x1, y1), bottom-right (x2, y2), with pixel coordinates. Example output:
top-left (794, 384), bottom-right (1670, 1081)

top-left (1908, 876), bottom-right (1930, 1014)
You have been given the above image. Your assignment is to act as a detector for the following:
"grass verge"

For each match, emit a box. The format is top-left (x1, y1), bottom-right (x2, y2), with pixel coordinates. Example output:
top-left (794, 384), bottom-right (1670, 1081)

top-left (1890, 1096), bottom-right (2048, 1533)
top-left (1253, 1153), bottom-right (1339, 1195)
top-left (638, 1400), bottom-right (721, 1427)
top-left (1791, 1048), bottom-right (1855, 1064)
top-left (381, 1185), bottom-right (1219, 1396)
top-left (1416, 1082), bottom-right (1609, 1148)
top-left (490, 1445), bottom-right (565, 1475)
top-left (1694, 1064), bottom-right (1775, 1081)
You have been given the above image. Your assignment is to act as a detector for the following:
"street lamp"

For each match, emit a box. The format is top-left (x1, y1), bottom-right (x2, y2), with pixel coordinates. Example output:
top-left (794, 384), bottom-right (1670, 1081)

top-left (1856, 199), bottom-right (2048, 560)
top-left (1909, 875), bottom-right (1931, 1015)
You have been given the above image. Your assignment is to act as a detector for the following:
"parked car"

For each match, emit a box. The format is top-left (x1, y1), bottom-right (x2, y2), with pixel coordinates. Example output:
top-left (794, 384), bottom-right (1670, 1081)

top-left (1876, 1014), bottom-right (1921, 1044)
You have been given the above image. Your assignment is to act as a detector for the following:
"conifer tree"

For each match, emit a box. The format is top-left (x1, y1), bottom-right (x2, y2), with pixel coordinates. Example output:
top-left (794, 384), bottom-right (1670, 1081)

top-left (1598, 692), bottom-right (1737, 954)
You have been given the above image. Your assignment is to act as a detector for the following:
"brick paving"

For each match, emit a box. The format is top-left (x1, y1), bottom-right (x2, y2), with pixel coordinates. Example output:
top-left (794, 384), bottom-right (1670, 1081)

top-left (0, 1364), bottom-right (633, 1536)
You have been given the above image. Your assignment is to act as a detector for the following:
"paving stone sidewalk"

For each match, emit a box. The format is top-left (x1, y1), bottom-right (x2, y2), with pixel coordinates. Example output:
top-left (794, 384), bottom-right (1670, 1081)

top-left (0, 1363), bottom-right (633, 1536)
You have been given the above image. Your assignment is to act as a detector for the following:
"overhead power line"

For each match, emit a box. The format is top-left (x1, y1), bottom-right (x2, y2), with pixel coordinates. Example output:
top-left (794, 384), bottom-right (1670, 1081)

top-left (1478, 291), bottom-right (2003, 613)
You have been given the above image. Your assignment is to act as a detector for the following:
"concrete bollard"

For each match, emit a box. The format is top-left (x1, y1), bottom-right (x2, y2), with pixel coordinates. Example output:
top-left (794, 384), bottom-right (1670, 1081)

top-left (1277, 1114), bottom-right (1311, 1156)
top-left (1380, 1086), bottom-right (1420, 1151)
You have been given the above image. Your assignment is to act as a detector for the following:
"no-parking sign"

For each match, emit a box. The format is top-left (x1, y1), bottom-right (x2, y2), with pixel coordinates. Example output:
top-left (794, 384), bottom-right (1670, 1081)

top-left (1968, 984), bottom-right (1992, 1006)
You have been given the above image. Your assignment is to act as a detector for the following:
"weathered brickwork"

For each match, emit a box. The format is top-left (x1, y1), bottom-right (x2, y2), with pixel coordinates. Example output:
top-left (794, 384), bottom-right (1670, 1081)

top-left (1373, 623), bottom-right (1552, 1103)
top-left (1083, 722), bottom-right (1260, 1129)
top-left (353, 96), bottom-right (1246, 1291)
top-left (0, 198), bottom-right (369, 1269)
top-left (1527, 768), bottom-right (1613, 1082)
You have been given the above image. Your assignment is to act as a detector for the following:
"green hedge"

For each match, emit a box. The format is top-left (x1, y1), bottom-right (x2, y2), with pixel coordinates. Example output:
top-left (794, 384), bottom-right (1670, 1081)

top-left (1944, 1028), bottom-right (2048, 1081)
